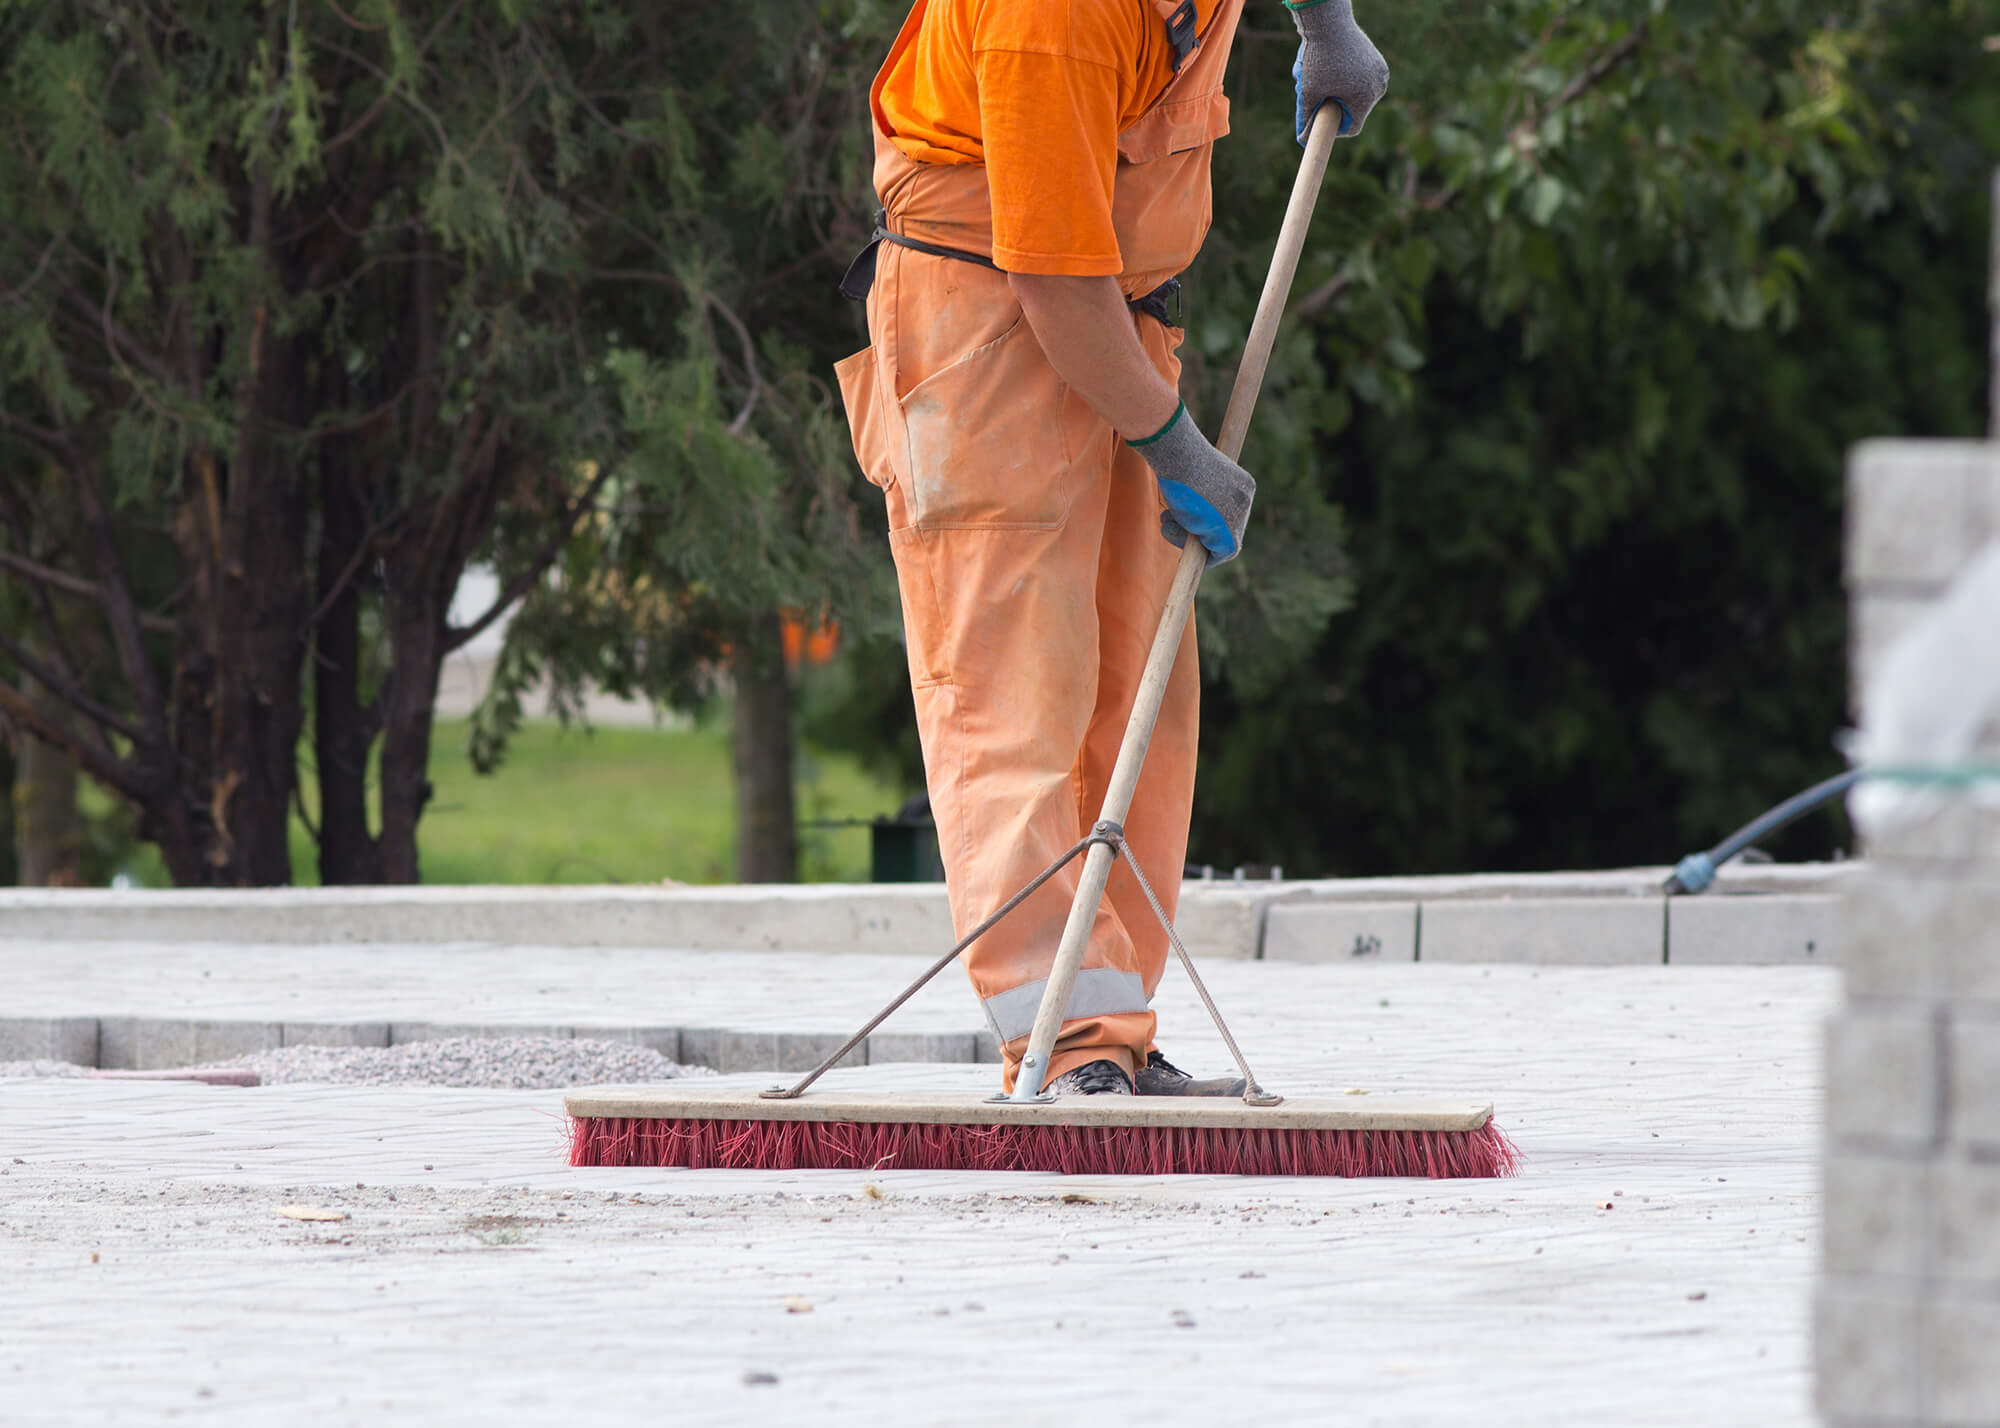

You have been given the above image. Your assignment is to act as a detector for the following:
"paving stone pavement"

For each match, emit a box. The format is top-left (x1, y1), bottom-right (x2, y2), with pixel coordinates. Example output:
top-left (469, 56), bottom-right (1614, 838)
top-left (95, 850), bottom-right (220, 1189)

top-left (0, 962), bottom-right (1832, 1426)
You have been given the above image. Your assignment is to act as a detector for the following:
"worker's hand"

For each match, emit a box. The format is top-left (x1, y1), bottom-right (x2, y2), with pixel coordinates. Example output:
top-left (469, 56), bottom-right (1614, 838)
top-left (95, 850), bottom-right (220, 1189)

top-left (1126, 403), bottom-right (1255, 568)
top-left (1289, 0), bottom-right (1389, 143)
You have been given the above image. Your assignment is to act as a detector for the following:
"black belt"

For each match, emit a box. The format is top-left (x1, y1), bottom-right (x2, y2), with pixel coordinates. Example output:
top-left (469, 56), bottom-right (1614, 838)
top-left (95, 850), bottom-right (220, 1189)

top-left (840, 211), bottom-right (1183, 330)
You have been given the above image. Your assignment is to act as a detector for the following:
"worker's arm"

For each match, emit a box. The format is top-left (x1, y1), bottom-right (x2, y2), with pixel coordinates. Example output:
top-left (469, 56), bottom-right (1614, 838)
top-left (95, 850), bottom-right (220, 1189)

top-left (1008, 271), bottom-right (1254, 566)
top-left (1007, 272), bottom-right (1179, 438)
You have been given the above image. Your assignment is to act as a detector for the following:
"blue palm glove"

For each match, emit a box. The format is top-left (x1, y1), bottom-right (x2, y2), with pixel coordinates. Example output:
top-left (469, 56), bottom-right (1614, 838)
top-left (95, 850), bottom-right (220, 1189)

top-left (1288, 0), bottom-right (1388, 145)
top-left (1126, 402), bottom-right (1255, 569)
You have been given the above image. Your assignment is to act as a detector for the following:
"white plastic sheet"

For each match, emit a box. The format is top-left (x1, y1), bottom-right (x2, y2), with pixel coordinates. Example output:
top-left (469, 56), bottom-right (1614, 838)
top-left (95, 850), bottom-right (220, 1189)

top-left (1848, 539), bottom-right (2000, 834)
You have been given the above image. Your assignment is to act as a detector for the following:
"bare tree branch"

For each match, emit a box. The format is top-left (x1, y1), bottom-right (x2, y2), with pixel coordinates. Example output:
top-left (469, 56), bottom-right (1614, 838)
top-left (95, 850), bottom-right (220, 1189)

top-left (2, 237), bottom-right (63, 306)
top-left (0, 546), bottom-right (175, 634)
top-left (441, 459), bottom-right (615, 655)
top-left (67, 462), bottom-right (173, 746)
top-left (0, 678), bottom-right (146, 800)
top-left (0, 408), bottom-right (68, 453)
top-left (0, 622), bottom-right (148, 746)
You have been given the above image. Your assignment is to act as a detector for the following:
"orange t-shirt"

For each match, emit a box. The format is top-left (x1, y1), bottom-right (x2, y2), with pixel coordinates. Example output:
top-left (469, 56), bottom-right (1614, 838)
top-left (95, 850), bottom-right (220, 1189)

top-left (871, 0), bottom-right (1219, 276)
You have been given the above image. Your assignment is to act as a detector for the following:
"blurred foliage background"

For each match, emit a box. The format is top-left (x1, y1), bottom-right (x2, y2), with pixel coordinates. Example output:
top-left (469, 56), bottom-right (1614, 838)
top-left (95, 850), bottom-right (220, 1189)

top-left (1, 0), bottom-right (1995, 884)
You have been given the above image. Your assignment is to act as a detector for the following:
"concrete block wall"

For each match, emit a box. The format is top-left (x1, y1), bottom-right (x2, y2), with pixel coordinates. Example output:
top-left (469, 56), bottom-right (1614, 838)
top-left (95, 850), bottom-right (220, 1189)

top-left (1819, 438), bottom-right (2000, 1427)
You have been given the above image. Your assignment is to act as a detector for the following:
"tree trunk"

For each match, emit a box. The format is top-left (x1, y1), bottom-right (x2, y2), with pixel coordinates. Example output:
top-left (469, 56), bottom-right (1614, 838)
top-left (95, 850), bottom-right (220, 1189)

top-left (157, 353), bottom-right (311, 886)
top-left (376, 592), bottom-right (446, 885)
top-left (731, 611), bottom-right (797, 884)
top-left (12, 679), bottom-right (83, 887)
top-left (312, 459), bottom-right (385, 884)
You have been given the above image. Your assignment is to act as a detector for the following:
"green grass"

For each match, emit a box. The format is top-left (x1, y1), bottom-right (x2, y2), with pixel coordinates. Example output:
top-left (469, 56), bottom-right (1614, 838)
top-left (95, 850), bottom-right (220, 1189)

top-left (118, 716), bottom-right (908, 887)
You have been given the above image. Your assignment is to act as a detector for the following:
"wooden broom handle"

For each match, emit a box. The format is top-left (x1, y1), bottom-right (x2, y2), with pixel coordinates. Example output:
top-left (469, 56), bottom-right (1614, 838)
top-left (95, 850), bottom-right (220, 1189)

top-left (1011, 119), bottom-right (1341, 1099)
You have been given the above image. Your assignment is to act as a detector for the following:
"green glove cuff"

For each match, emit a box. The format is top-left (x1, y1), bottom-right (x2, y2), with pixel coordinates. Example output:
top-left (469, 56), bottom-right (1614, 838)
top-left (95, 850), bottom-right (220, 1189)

top-left (1127, 400), bottom-right (1186, 449)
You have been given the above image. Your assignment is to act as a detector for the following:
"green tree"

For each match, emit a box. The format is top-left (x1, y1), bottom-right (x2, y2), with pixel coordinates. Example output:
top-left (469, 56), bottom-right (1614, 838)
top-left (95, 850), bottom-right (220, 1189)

top-left (0, 0), bottom-right (885, 885)
top-left (1183, 0), bottom-right (1998, 874)
top-left (811, 0), bottom-right (1999, 877)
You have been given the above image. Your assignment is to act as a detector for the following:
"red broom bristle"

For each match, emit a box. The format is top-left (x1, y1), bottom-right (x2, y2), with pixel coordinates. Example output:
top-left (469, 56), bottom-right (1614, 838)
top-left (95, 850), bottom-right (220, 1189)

top-left (567, 1115), bottom-right (1521, 1178)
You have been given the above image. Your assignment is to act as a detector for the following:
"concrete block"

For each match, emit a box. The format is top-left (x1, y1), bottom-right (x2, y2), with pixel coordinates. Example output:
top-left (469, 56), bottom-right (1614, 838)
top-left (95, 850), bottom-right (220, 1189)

top-left (1417, 897), bottom-right (1664, 964)
top-left (679, 1028), bottom-right (863, 1076)
top-left (1947, 1012), bottom-right (2000, 1147)
top-left (1843, 873), bottom-right (1950, 1000)
top-left (1935, 1159), bottom-right (2000, 1282)
top-left (1169, 886), bottom-right (1272, 960)
top-left (575, 1026), bottom-right (684, 1061)
top-left (392, 1023), bottom-right (574, 1044)
top-left (1814, 1288), bottom-right (1919, 1422)
top-left (1846, 871), bottom-right (2000, 1003)
top-left (0, 1016), bottom-right (98, 1066)
top-left (1261, 902), bottom-right (1417, 963)
top-left (281, 1022), bottom-right (389, 1049)
top-left (97, 1017), bottom-right (282, 1071)
top-left (1822, 1154), bottom-right (1930, 1278)
top-left (1848, 591), bottom-right (1934, 715)
top-left (865, 1031), bottom-right (980, 1064)
top-left (1973, 443), bottom-right (2000, 544)
top-left (974, 1031), bottom-right (1003, 1064)
top-left (1824, 1007), bottom-right (1940, 1148)
top-left (1923, 1300), bottom-right (2000, 1426)
top-left (1846, 438), bottom-right (1983, 588)
top-left (1864, 800), bottom-right (2000, 867)
top-left (0, 884), bottom-right (966, 956)
top-left (1667, 894), bottom-right (1839, 965)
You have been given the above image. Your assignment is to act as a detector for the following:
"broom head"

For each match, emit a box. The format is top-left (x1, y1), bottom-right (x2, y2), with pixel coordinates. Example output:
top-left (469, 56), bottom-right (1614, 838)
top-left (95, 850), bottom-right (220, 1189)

top-left (566, 1085), bottom-right (1519, 1178)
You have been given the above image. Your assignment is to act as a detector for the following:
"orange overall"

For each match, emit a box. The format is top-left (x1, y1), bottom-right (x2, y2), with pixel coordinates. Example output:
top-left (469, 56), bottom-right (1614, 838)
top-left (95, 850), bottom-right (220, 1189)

top-left (836, 0), bottom-right (1245, 1091)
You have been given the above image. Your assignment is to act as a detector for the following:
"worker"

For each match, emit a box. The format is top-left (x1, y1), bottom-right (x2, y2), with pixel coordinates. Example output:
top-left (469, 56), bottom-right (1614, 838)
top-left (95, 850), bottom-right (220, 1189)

top-left (835, 0), bottom-right (1387, 1095)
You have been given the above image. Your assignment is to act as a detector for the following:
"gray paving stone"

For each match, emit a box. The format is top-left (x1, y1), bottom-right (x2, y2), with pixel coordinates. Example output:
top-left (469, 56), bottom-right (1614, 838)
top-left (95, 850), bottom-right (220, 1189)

top-left (1418, 897), bottom-right (1664, 964)
top-left (1261, 901), bottom-right (1417, 963)
top-left (95, 1016), bottom-right (283, 1071)
top-left (0, 1016), bottom-right (97, 1066)
top-left (1935, 1159), bottom-right (2000, 1283)
top-left (1667, 894), bottom-right (1840, 965)
top-left (1815, 1288), bottom-right (1921, 1422)
top-left (1822, 1154), bottom-right (1929, 1278)
top-left (0, 964), bottom-right (1839, 1427)
top-left (281, 1021), bottom-right (390, 1048)
top-left (865, 1031), bottom-right (979, 1064)
top-left (1947, 1011), bottom-right (2000, 1148)
top-left (1824, 1007), bottom-right (1939, 1148)
top-left (1923, 1300), bottom-right (2000, 1426)
top-left (679, 1028), bottom-right (864, 1075)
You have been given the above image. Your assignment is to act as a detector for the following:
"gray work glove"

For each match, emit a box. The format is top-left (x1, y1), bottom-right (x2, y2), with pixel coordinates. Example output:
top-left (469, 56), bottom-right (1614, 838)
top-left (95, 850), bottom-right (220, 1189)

top-left (1289, 0), bottom-right (1390, 142)
top-left (1126, 402), bottom-right (1255, 568)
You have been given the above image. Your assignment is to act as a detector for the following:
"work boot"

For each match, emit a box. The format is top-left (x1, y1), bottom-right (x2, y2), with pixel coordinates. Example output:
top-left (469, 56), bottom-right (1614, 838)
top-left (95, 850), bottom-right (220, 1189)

top-left (1134, 1050), bottom-right (1246, 1098)
top-left (1045, 1059), bottom-right (1134, 1096)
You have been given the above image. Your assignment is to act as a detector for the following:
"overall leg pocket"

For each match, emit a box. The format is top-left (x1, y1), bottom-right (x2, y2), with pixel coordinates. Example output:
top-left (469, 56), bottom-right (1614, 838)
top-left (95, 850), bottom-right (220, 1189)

top-left (835, 345), bottom-right (897, 493)
top-left (897, 317), bottom-right (1078, 530)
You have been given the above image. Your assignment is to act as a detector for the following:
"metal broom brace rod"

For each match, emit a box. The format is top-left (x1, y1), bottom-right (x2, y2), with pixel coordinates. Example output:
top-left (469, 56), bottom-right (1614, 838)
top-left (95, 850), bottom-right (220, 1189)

top-left (1008, 118), bottom-right (1342, 1101)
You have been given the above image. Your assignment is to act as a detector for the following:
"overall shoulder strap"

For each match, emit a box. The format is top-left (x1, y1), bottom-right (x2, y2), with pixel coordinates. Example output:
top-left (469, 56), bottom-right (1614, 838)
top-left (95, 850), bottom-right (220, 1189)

top-left (1149, 0), bottom-right (1199, 71)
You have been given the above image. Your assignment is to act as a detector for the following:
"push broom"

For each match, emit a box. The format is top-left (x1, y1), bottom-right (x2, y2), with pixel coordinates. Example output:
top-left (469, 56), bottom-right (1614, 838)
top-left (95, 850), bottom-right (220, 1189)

top-left (568, 119), bottom-right (1519, 1179)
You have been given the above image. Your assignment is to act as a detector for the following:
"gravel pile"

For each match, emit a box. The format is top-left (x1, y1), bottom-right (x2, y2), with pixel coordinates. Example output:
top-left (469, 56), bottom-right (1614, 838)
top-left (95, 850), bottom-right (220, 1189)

top-left (0, 1037), bottom-right (714, 1089)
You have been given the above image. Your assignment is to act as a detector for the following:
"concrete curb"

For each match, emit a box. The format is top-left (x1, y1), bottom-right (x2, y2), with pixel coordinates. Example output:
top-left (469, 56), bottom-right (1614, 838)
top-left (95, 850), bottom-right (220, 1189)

top-left (0, 863), bottom-right (1859, 962)
top-left (0, 1015), bottom-right (1003, 1075)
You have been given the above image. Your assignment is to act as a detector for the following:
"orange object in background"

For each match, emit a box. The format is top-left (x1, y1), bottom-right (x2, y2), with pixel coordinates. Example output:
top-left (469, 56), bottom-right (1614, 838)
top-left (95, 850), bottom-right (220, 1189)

top-left (835, 0), bottom-right (1246, 1091)
top-left (780, 611), bottom-right (840, 669)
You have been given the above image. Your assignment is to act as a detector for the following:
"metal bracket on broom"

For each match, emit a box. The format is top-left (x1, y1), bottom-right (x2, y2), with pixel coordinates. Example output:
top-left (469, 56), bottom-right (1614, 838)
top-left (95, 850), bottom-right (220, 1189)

top-left (761, 117), bottom-right (1345, 1111)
